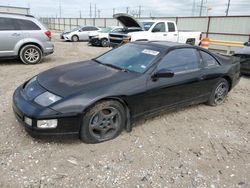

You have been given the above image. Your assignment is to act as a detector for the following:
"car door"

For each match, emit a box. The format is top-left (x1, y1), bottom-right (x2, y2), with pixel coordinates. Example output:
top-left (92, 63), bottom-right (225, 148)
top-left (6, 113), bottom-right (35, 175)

top-left (145, 48), bottom-right (204, 114)
top-left (151, 22), bottom-right (168, 41)
top-left (166, 22), bottom-right (178, 42)
top-left (0, 17), bottom-right (23, 57)
top-left (78, 27), bottom-right (89, 40)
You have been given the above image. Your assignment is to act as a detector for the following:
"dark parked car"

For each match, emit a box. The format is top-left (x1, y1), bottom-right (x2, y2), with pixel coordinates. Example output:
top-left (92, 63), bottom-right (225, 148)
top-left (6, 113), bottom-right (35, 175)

top-left (13, 41), bottom-right (240, 143)
top-left (234, 42), bottom-right (250, 75)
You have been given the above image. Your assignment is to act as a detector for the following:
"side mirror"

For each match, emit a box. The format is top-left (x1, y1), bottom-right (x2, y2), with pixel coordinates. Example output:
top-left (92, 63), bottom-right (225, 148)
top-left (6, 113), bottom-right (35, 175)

top-left (152, 69), bottom-right (174, 80)
top-left (152, 28), bottom-right (161, 33)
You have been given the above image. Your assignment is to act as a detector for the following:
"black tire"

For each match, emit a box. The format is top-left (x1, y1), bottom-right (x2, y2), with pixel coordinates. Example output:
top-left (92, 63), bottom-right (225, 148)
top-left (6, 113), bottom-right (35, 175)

top-left (80, 100), bottom-right (126, 143)
top-left (71, 35), bottom-right (79, 42)
top-left (207, 78), bottom-right (229, 106)
top-left (19, 45), bottom-right (42, 65)
top-left (101, 38), bottom-right (109, 47)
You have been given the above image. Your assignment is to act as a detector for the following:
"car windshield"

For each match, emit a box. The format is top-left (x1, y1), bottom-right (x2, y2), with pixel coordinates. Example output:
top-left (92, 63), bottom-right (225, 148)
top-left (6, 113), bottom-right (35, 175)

top-left (100, 27), bottom-right (112, 33)
top-left (71, 26), bottom-right (81, 32)
top-left (95, 44), bottom-right (161, 73)
top-left (141, 22), bottom-right (155, 31)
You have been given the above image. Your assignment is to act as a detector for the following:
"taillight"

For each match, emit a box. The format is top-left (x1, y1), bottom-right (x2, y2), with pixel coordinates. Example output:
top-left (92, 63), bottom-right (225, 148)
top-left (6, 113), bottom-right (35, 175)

top-left (44, 31), bottom-right (52, 40)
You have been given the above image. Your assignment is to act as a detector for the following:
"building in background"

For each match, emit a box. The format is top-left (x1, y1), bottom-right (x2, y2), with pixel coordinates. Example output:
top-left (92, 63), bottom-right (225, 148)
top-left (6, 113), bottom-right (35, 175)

top-left (0, 5), bottom-right (30, 15)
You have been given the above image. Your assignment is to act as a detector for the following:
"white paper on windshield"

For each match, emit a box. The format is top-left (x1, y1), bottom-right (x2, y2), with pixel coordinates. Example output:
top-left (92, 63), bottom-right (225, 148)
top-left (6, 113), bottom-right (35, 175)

top-left (142, 49), bottom-right (160, 56)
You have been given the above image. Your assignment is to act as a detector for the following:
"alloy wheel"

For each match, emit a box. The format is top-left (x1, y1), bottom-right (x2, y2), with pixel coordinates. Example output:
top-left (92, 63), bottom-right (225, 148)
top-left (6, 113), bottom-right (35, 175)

top-left (89, 107), bottom-right (121, 141)
top-left (24, 48), bottom-right (40, 63)
top-left (214, 82), bottom-right (228, 105)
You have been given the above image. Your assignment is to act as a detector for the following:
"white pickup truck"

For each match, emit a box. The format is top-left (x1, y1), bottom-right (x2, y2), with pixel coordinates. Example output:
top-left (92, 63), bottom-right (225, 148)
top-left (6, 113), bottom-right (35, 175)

top-left (109, 14), bottom-right (202, 47)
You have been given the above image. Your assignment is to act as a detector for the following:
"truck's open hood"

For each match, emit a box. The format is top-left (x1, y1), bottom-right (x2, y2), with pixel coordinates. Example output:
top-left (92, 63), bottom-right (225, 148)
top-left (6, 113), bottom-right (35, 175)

top-left (113, 13), bottom-right (143, 29)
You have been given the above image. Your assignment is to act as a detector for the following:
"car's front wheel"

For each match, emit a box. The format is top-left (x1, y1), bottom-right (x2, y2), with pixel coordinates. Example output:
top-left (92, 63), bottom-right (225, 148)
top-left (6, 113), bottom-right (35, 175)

top-left (19, 45), bottom-right (42, 64)
top-left (207, 78), bottom-right (229, 106)
top-left (80, 100), bottom-right (125, 143)
top-left (71, 35), bottom-right (79, 42)
top-left (101, 38), bottom-right (109, 47)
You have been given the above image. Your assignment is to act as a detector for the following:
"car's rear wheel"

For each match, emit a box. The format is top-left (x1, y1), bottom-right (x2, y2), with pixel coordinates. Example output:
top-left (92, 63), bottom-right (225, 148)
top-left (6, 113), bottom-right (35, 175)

top-left (207, 78), bottom-right (229, 106)
top-left (72, 35), bottom-right (79, 42)
top-left (101, 38), bottom-right (109, 47)
top-left (20, 45), bottom-right (42, 65)
top-left (80, 100), bottom-right (125, 143)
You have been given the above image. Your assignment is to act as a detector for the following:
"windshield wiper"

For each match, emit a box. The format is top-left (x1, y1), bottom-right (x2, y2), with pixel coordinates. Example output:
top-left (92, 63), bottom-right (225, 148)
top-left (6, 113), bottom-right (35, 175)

top-left (93, 59), bottom-right (129, 72)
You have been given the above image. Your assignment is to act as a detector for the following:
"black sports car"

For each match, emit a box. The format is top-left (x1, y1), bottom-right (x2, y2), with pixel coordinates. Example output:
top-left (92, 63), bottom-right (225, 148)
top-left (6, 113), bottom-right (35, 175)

top-left (234, 42), bottom-right (250, 75)
top-left (13, 41), bottom-right (241, 143)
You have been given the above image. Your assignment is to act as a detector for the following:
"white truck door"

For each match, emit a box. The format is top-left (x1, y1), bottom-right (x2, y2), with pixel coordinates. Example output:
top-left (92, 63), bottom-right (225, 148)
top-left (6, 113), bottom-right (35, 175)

top-left (151, 22), bottom-right (169, 40)
top-left (151, 22), bottom-right (177, 42)
top-left (166, 22), bottom-right (178, 42)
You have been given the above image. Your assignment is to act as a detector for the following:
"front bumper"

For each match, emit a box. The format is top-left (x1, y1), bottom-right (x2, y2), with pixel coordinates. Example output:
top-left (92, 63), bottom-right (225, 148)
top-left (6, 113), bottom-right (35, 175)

top-left (241, 59), bottom-right (250, 75)
top-left (89, 37), bottom-right (101, 46)
top-left (12, 86), bottom-right (81, 136)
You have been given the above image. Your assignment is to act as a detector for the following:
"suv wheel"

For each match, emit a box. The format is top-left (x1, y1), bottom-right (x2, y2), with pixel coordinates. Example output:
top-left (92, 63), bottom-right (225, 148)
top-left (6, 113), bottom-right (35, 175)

top-left (72, 35), bottom-right (79, 42)
top-left (20, 45), bottom-right (42, 64)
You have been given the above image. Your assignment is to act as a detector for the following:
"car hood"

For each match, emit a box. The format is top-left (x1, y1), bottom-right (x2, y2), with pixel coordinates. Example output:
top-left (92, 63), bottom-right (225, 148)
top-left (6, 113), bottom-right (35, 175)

top-left (113, 13), bottom-right (143, 29)
top-left (37, 60), bottom-right (136, 97)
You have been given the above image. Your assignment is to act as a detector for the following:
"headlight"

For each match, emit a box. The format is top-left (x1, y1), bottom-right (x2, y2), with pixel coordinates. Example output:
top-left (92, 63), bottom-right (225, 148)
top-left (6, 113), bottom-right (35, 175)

top-left (37, 119), bottom-right (58, 129)
top-left (34, 91), bottom-right (62, 107)
top-left (25, 76), bottom-right (37, 89)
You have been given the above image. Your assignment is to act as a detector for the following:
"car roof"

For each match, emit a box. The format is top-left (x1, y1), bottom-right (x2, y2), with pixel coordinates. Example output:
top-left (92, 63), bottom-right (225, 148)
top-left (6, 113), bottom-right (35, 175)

top-left (134, 41), bottom-right (192, 49)
top-left (0, 13), bottom-right (35, 20)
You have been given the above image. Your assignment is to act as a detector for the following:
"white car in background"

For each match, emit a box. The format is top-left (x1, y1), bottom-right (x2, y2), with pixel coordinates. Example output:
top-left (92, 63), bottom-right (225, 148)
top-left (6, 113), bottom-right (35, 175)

top-left (60, 26), bottom-right (101, 42)
top-left (89, 26), bottom-right (123, 47)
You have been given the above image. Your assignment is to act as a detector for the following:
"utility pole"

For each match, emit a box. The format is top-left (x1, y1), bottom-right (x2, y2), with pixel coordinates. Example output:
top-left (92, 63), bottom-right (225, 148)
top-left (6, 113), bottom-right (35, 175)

top-left (94, 4), bottom-right (97, 18)
top-left (59, 2), bottom-right (62, 18)
top-left (199, 0), bottom-right (204, 16)
top-left (79, 11), bottom-right (82, 18)
top-left (98, 9), bottom-right (101, 18)
top-left (226, 0), bottom-right (231, 16)
top-left (126, 7), bottom-right (129, 14)
top-left (113, 8), bottom-right (115, 16)
top-left (90, 3), bottom-right (92, 18)
top-left (192, 0), bottom-right (196, 16)
top-left (138, 5), bottom-right (142, 18)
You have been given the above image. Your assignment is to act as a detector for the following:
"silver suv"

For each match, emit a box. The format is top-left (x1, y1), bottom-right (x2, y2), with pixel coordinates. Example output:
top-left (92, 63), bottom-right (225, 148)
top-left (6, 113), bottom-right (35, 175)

top-left (0, 13), bottom-right (54, 64)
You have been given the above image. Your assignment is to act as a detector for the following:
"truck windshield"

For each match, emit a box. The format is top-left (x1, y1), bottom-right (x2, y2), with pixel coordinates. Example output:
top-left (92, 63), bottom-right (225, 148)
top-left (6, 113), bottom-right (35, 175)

top-left (95, 43), bottom-right (161, 73)
top-left (141, 22), bottom-right (155, 31)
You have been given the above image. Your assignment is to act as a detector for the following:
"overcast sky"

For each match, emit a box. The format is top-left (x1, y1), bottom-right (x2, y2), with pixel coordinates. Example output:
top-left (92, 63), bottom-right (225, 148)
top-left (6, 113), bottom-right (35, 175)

top-left (1, 0), bottom-right (250, 18)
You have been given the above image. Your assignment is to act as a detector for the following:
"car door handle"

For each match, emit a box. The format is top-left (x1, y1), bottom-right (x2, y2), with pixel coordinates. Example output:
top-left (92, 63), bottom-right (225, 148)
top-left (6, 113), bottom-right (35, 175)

top-left (163, 34), bottom-right (167, 36)
top-left (12, 33), bottom-right (21, 37)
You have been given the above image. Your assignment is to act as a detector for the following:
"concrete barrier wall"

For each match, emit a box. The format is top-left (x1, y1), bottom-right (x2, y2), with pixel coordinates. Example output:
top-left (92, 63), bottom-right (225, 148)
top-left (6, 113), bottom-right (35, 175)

top-left (40, 16), bottom-right (250, 51)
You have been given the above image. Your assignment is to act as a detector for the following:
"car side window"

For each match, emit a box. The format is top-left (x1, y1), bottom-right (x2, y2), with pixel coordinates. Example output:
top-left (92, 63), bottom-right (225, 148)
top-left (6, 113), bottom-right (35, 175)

top-left (167, 22), bottom-right (176, 32)
top-left (200, 51), bottom-right (220, 68)
top-left (153, 22), bottom-right (166, 32)
top-left (0, 17), bottom-right (16, 31)
top-left (81, 27), bottom-right (88, 31)
top-left (90, 27), bottom-right (99, 31)
top-left (14, 19), bottom-right (41, 30)
top-left (158, 48), bottom-right (199, 73)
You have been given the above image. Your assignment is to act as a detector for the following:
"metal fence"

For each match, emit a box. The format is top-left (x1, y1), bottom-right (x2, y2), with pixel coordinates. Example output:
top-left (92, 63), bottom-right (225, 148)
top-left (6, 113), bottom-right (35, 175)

top-left (40, 15), bottom-right (250, 51)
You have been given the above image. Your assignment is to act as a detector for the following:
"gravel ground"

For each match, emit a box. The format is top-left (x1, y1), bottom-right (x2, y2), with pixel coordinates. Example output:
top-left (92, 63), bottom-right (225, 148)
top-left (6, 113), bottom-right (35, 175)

top-left (0, 34), bottom-right (249, 188)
